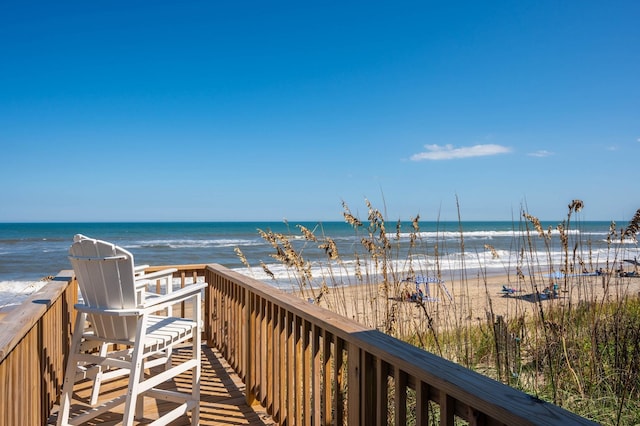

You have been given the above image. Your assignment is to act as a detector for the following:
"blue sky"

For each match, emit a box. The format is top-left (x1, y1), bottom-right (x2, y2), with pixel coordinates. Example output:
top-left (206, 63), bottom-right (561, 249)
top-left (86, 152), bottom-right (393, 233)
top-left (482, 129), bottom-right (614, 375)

top-left (1, 1), bottom-right (638, 223)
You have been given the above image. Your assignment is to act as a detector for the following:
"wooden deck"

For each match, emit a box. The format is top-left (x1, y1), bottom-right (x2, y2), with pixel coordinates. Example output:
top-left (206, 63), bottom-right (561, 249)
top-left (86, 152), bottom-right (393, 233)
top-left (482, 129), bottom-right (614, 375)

top-left (47, 343), bottom-right (275, 425)
top-left (2, 266), bottom-right (596, 425)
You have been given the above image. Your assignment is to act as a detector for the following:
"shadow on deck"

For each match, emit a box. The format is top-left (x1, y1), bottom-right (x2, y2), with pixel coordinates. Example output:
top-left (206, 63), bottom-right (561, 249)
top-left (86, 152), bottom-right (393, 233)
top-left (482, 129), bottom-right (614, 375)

top-left (48, 344), bottom-right (275, 425)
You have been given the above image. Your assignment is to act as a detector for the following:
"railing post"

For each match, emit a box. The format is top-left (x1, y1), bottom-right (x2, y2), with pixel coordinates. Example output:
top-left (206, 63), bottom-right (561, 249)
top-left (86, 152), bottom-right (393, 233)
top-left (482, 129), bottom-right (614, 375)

top-left (245, 287), bottom-right (255, 406)
top-left (394, 369), bottom-right (407, 426)
top-left (415, 381), bottom-right (430, 426)
top-left (441, 393), bottom-right (455, 426)
top-left (347, 344), bottom-right (361, 425)
top-left (302, 320), bottom-right (311, 426)
top-left (334, 336), bottom-right (344, 425)
top-left (286, 311), bottom-right (295, 425)
top-left (362, 351), bottom-right (376, 424)
top-left (376, 357), bottom-right (389, 426)
top-left (322, 329), bottom-right (332, 425)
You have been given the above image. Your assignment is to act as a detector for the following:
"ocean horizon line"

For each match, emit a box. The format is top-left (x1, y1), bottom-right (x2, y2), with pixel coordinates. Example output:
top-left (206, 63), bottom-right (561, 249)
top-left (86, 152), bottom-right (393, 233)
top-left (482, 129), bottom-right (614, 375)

top-left (0, 219), bottom-right (621, 225)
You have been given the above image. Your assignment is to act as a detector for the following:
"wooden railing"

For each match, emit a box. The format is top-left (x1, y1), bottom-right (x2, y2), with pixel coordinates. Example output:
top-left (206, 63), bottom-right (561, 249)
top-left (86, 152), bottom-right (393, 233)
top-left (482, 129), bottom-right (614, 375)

top-left (0, 271), bottom-right (76, 426)
top-left (204, 263), bottom-right (597, 426)
top-left (0, 264), bottom-right (596, 425)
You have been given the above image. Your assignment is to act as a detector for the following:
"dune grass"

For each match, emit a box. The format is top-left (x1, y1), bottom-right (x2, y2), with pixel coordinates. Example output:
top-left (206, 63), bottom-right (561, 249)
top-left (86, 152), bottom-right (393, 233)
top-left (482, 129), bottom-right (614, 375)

top-left (236, 199), bottom-right (640, 425)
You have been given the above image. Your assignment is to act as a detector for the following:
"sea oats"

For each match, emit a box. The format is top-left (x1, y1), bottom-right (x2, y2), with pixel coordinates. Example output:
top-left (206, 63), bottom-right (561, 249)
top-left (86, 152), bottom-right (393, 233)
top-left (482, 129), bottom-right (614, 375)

top-left (546, 225), bottom-right (553, 239)
top-left (385, 301), bottom-right (398, 335)
top-left (354, 254), bottom-right (362, 281)
top-left (314, 281), bottom-right (329, 303)
top-left (557, 224), bottom-right (568, 250)
top-left (366, 201), bottom-right (384, 227)
top-left (568, 199), bottom-right (584, 213)
top-left (622, 208), bottom-right (640, 242)
top-left (523, 212), bottom-right (545, 238)
top-left (361, 237), bottom-right (375, 254)
top-left (409, 215), bottom-right (420, 247)
top-left (271, 246), bottom-right (290, 266)
top-left (260, 261), bottom-right (275, 279)
top-left (302, 260), bottom-right (313, 281)
top-left (577, 257), bottom-right (587, 274)
top-left (343, 212), bottom-right (363, 228)
top-left (319, 237), bottom-right (339, 260)
top-left (297, 224), bottom-right (317, 242)
top-left (516, 266), bottom-right (524, 281)
top-left (234, 247), bottom-right (250, 268)
top-left (484, 244), bottom-right (499, 259)
top-left (342, 201), bottom-right (363, 227)
top-left (258, 229), bottom-right (279, 248)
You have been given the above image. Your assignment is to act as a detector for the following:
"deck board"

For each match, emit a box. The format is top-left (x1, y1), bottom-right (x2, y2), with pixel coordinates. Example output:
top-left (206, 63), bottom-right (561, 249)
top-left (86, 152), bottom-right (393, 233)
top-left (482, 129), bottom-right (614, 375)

top-left (48, 344), bottom-right (275, 425)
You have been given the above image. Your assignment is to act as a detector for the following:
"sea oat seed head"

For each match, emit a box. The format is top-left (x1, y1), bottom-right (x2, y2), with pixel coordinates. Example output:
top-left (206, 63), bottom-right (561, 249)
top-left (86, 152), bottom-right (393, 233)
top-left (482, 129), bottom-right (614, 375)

top-left (484, 244), bottom-right (499, 259)
top-left (235, 247), bottom-right (249, 268)
top-left (568, 199), bottom-right (584, 213)
top-left (297, 225), bottom-right (317, 242)
top-left (260, 261), bottom-right (275, 279)
top-left (622, 209), bottom-right (640, 242)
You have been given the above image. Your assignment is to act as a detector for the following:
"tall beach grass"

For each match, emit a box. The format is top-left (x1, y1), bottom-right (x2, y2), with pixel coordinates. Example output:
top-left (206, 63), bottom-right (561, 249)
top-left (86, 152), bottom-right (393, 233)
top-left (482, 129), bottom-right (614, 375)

top-left (236, 200), bottom-right (640, 424)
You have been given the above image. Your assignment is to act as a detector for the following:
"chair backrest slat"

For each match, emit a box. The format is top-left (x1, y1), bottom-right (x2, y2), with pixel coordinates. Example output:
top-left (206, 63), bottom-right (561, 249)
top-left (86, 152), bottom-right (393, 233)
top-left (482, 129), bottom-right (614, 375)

top-left (69, 234), bottom-right (139, 341)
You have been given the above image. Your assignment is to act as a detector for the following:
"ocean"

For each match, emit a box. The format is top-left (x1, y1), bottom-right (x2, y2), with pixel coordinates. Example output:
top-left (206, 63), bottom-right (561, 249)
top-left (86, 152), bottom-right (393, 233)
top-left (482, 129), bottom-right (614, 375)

top-left (1, 220), bottom-right (637, 309)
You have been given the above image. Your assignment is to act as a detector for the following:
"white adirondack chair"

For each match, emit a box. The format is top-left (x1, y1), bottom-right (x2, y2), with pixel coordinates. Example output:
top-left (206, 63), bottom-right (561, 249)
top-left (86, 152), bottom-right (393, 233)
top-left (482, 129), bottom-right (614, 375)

top-left (57, 234), bottom-right (206, 426)
top-left (87, 257), bottom-right (179, 406)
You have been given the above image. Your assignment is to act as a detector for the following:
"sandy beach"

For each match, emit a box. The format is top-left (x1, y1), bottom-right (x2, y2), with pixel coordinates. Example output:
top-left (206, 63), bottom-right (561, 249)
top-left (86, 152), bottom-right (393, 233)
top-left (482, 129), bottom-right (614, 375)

top-left (304, 271), bottom-right (640, 332)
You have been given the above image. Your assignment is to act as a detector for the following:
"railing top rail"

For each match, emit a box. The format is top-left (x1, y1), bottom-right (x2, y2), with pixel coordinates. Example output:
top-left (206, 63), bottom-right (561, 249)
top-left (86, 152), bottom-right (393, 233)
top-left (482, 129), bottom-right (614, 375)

top-left (0, 270), bottom-right (74, 362)
top-left (143, 264), bottom-right (209, 274)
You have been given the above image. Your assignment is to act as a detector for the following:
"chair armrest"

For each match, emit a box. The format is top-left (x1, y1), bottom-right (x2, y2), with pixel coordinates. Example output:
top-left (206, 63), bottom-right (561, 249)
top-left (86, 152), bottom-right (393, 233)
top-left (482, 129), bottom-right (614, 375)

top-left (141, 282), bottom-right (207, 313)
top-left (134, 264), bottom-right (151, 274)
top-left (74, 282), bottom-right (206, 317)
top-left (134, 268), bottom-right (177, 304)
top-left (136, 268), bottom-right (177, 282)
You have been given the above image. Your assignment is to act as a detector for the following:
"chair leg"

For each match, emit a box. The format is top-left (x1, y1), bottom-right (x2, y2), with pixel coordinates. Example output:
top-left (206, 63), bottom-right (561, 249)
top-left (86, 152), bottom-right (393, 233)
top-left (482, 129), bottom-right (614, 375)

top-left (57, 313), bottom-right (88, 426)
top-left (191, 294), bottom-right (202, 425)
top-left (89, 343), bottom-right (110, 406)
top-left (191, 339), bottom-right (201, 425)
top-left (135, 358), bottom-right (145, 420)
top-left (122, 315), bottom-right (147, 425)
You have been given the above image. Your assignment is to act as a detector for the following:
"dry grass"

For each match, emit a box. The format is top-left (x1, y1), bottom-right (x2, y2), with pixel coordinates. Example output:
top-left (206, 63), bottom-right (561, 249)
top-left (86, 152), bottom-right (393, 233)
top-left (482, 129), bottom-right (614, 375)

top-left (236, 200), bottom-right (640, 425)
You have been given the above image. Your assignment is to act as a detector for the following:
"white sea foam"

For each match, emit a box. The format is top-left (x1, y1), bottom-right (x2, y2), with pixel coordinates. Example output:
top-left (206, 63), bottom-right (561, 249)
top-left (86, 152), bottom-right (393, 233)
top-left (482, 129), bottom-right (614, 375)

top-left (127, 238), bottom-right (261, 249)
top-left (393, 229), bottom-right (582, 240)
top-left (233, 245), bottom-right (640, 291)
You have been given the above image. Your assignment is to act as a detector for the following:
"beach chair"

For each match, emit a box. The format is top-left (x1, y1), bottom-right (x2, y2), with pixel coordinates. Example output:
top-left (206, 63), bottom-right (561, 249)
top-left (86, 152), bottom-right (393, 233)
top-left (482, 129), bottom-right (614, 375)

top-left (90, 252), bottom-right (179, 406)
top-left (57, 235), bottom-right (206, 426)
top-left (500, 285), bottom-right (519, 296)
top-left (414, 276), bottom-right (454, 302)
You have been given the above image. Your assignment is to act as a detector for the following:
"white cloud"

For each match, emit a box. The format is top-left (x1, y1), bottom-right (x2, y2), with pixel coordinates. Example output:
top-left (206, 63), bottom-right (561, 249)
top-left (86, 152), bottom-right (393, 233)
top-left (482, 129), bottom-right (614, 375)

top-left (528, 150), bottom-right (553, 157)
top-left (410, 144), bottom-right (511, 161)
